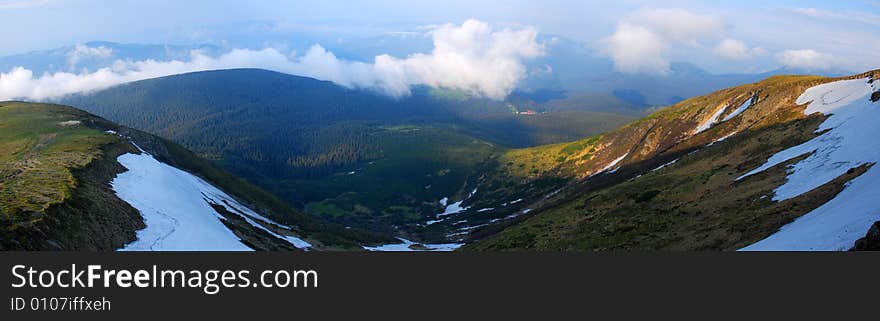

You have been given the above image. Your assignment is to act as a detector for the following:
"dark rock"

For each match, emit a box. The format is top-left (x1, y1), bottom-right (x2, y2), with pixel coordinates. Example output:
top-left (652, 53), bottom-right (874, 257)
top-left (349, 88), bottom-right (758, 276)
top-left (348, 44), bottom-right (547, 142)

top-left (871, 91), bottom-right (879, 103)
top-left (853, 221), bottom-right (880, 251)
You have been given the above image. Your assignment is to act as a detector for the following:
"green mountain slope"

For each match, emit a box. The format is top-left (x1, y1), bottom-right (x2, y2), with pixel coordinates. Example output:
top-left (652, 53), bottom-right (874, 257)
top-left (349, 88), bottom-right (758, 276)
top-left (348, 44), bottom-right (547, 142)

top-left (60, 69), bottom-right (633, 237)
top-left (459, 69), bottom-right (880, 250)
top-left (0, 102), bottom-right (388, 250)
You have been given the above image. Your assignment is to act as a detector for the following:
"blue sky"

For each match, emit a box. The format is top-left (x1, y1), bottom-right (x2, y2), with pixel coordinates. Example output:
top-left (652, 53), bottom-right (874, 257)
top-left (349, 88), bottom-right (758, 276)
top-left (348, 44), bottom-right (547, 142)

top-left (0, 0), bottom-right (877, 101)
top-left (1, 0), bottom-right (877, 73)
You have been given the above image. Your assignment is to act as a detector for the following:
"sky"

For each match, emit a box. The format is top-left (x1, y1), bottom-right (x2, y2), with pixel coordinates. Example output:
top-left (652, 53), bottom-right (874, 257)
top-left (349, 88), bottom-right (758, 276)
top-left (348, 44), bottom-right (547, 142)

top-left (0, 0), bottom-right (878, 100)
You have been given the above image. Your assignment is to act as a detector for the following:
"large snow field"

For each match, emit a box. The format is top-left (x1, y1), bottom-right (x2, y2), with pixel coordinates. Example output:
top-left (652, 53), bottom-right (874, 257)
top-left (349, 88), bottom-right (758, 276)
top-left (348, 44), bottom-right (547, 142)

top-left (114, 151), bottom-right (310, 251)
top-left (740, 78), bottom-right (880, 251)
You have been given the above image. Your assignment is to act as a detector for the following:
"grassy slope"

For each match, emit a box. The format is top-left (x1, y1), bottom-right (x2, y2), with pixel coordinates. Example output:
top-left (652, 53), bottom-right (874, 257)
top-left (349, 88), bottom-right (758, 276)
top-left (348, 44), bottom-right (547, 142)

top-left (0, 102), bottom-right (391, 250)
top-left (0, 102), bottom-right (117, 217)
top-left (0, 102), bottom-right (144, 250)
top-left (59, 69), bottom-right (635, 237)
top-left (466, 70), bottom-right (880, 250)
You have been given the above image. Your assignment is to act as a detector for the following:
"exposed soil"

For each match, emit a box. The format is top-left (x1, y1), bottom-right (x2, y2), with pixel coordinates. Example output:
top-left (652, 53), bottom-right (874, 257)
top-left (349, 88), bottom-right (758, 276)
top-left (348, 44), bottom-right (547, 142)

top-left (0, 141), bottom-right (144, 250)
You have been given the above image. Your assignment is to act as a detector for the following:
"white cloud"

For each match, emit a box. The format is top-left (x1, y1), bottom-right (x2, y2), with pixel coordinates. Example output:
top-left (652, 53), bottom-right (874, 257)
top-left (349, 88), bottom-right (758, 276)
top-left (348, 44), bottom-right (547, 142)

top-left (713, 39), bottom-right (765, 60)
top-left (66, 44), bottom-right (114, 69)
top-left (602, 23), bottom-right (670, 74)
top-left (0, 19), bottom-right (544, 101)
top-left (794, 7), bottom-right (880, 27)
top-left (776, 49), bottom-right (834, 70)
top-left (0, 0), bottom-right (52, 10)
top-left (600, 8), bottom-right (724, 75)
top-left (628, 8), bottom-right (724, 44)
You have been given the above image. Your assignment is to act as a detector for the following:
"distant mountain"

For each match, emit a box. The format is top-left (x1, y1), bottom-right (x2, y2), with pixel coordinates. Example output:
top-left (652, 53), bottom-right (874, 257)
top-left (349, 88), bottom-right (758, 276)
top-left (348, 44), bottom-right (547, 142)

top-left (1, 38), bottom-right (790, 112)
top-left (522, 35), bottom-right (854, 109)
top-left (0, 101), bottom-right (389, 250)
top-left (529, 58), bottom-right (770, 107)
top-left (0, 41), bottom-right (223, 75)
top-left (3, 38), bottom-right (828, 116)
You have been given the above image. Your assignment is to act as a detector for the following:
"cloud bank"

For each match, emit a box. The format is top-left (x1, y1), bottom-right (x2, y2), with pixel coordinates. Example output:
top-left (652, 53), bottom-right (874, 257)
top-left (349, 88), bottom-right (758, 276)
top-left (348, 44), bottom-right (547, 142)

top-left (600, 8), bottom-right (724, 75)
top-left (66, 44), bottom-right (114, 69)
top-left (776, 49), bottom-right (834, 70)
top-left (713, 39), bottom-right (765, 60)
top-left (0, 19), bottom-right (544, 101)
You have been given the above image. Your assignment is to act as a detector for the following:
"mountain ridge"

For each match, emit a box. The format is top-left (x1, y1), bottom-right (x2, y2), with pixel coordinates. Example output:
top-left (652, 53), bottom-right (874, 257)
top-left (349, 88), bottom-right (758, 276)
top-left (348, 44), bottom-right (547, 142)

top-left (0, 101), bottom-right (390, 250)
top-left (459, 68), bottom-right (880, 250)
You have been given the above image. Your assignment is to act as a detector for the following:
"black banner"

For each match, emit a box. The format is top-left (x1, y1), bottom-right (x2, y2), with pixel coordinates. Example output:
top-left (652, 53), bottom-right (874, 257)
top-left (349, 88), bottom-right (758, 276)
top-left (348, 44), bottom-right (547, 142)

top-left (1, 252), bottom-right (878, 319)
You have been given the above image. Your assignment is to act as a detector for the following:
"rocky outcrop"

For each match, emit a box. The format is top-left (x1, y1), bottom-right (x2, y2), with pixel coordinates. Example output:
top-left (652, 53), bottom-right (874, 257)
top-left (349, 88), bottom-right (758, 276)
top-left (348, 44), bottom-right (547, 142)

top-left (853, 222), bottom-right (880, 251)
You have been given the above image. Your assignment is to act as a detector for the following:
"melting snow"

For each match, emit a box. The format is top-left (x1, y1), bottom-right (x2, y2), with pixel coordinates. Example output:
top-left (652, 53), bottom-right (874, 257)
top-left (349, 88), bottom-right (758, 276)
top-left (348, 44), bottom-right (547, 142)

top-left (363, 237), bottom-right (463, 251)
top-left (114, 151), bottom-right (310, 251)
top-left (739, 78), bottom-right (880, 251)
top-left (437, 200), bottom-right (467, 217)
top-left (591, 153), bottom-right (629, 177)
top-left (722, 98), bottom-right (752, 122)
top-left (707, 132), bottom-right (737, 146)
top-left (505, 198), bottom-right (524, 206)
top-left (544, 189), bottom-right (562, 199)
top-left (651, 159), bottom-right (679, 172)
top-left (427, 189), bottom-right (479, 224)
top-left (695, 105), bottom-right (728, 133)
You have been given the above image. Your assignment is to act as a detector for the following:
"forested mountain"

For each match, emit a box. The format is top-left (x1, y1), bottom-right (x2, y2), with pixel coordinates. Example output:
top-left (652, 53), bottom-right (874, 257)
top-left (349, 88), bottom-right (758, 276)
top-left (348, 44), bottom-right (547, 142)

top-left (9, 69), bottom-right (880, 251)
top-left (61, 69), bottom-right (632, 234)
top-left (58, 67), bottom-right (880, 251)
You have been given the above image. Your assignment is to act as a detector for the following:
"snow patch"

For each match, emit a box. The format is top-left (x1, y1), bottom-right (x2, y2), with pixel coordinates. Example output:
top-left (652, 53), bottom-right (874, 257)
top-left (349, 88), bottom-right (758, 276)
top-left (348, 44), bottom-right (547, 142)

top-left (438, 200), bottom-right (467, 217)
top-left (721, 98), bottom-right (752, 122)
top-left (544, 189), bottom-right (562, 199)
top-left (739, 78), bottom-right (880, 251)
top-left (363, 237), bottom-right (463, 251)
top-left (651, 159), bottom-right (679, 172)
top-left (503, 198), bottom-right (524, 206)
top-left (426, 189), bottom-right (478, 224)
top-left (707, 132), bottom-right (737, 146)
top-left (695, 104), bottom-right (728, 133)
top-left (591, 153), bottom-right (629, 177)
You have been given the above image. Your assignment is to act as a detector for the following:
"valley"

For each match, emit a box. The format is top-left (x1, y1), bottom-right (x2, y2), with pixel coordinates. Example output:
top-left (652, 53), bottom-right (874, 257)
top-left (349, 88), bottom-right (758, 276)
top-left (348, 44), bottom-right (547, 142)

top-left (59, 68), bottom-right (634, 242)
top-left (3, 68), bottom-right (879, 251)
